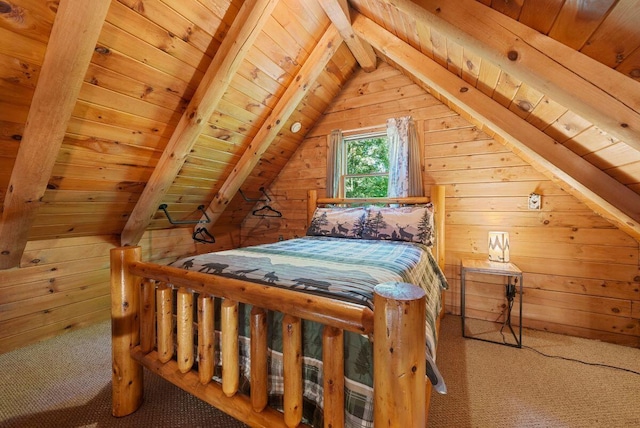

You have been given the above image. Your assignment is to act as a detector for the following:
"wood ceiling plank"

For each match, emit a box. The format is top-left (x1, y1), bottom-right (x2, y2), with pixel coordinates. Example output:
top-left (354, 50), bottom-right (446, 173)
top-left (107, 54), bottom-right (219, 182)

top-left (273, 2), bottom-right (318, 48)
top-left (41, 190), bottom-right (138, 204)
top-left (384, 0), bottom-right (640, 151)
top-left (518, 0), bottom-right (564, 34)
top-left (475, 60), bottom-right (501, 97)
top-left (252, 31), bottom-right (301, 77)
top-left (84, 63), bottom-right (187, 112)
top-left (200, 24), bottom-right (344, 226)
top-left (525, 96), bottom-right (566, 131)
top-left (492, 72), bottom-right (522, 108)
top-left (117, 0), bottom-right (219, 55)
top-left (79, 82), bottom-right (177, 124)
top-left (319, 0), bottom-right (376, 72)
top-left (160, 0), bottom-right (228, 41)
top-left (0, 0), bottom-right (111, 269)
top-left (545, 110), bottom-right (593, 144)
top-left (429, 28), bottom-right (448, 68)
top-left (507, 82), bottom-right (544, 120)
top-left (0, 27), bottom-right (47, 65)
top-left (547, 0), bottom-right (616, 50)
top-left (0, 55), bottom-right (40, 90)
top-left (45, 176), bottom-right (145, 194)
top-left (616, 47), bottom-right (640, 82)
top-left (58, 136), bottom-right (161, 169)
top-left (72, 100), bottom-right (174, 138)
top-left (0, 0), bottom-right (57, 44)
top-left (353, 11), bottom-right (640, 239)
top-left (489, 0), bottom-right (523, 20)
top-left (65, 117), bottom-right (169, 151)
top-left (586, 143), bottom-right (640, 170)
top-left (108, 1), bottom-right (210, 72)
top-left (565, 126), bottom-right (617, 157)
top-left (446, 40), bottom-right (464, 77)
top-left (579, 0), bottom-right (640, 68)
top-left (98, 21), bottom-right (203, 87)
top-left (90, 47), bottom-right (194, 102)
top-left (244, 45), bottom-right (291, 84)
top-left (120, 0), bottom-right (278, 246)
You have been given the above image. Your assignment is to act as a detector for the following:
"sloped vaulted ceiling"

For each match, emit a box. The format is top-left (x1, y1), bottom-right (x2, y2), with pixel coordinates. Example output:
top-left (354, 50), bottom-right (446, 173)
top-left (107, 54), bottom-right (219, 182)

top-left (0, 0), bottom-right (639, 269)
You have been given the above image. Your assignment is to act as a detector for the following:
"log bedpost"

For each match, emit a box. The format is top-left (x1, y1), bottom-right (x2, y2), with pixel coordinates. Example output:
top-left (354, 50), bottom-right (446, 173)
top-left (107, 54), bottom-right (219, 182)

top-left (110, 246), bottom-right (144, 417)
top-left (431, 185), bottom-right (446, 272)
top-left (307, 189), bottom-right (317, 227)
top-left (373, 282), bottom-right (426, 427)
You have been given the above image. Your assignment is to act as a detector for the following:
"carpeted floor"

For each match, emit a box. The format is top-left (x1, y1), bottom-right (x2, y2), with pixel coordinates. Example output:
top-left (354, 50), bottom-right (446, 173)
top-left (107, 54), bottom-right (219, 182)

top-left (429, 317), bottom-right (640, 427)
top-left (0, 315), bottom-right (638, 427)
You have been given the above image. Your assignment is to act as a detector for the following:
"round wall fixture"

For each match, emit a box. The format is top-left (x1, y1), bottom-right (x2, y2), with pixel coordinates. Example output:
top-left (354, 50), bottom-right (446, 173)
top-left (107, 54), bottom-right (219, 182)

top-left (290, 122), bottom-right (302, 133)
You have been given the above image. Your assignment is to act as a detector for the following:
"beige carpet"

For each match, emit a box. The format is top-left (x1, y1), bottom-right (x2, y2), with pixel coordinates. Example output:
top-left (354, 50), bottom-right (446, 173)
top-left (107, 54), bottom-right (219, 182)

top-left (0, 316), bottom-right (638, 427)
top-left (429, 316), bottom-right (640, 427)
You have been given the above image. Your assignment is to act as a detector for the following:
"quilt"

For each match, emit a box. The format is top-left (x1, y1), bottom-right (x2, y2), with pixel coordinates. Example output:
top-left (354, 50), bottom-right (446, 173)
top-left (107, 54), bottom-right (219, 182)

top-left (170, 236), bottom-right (448, 427)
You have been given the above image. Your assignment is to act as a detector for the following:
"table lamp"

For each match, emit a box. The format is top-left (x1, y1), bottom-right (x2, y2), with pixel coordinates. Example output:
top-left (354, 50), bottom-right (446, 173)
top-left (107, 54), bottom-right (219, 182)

top-left (488, 231), bottom-right (510, 262)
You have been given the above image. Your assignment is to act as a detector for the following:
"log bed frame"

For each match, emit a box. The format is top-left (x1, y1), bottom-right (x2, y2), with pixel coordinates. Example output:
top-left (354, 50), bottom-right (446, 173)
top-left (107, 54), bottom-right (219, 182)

top-left (111, 185), bottom-right (446, 427)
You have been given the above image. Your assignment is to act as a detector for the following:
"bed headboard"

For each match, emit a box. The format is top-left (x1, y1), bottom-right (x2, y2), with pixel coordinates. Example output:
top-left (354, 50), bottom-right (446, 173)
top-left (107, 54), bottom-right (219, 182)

top-left (307, 185), bottom-right (446, 271)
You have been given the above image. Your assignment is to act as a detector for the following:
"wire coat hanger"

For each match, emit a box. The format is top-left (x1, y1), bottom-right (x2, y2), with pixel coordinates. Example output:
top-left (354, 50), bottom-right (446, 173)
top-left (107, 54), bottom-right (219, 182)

top-left (193, 227), bottom-right (216, 244)
top-left (252, 205), bottom-right (282, 217)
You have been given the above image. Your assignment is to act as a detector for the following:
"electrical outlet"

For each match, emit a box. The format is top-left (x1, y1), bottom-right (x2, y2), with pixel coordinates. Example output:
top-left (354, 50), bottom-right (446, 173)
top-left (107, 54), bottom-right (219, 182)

top-left (528, 192), bottom-right (541, 210)
top-left (278, 235), bottom-right (284, 241)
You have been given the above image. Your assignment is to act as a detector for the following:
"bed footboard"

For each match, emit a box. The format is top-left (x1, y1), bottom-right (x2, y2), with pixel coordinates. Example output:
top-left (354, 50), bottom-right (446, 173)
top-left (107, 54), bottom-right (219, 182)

top-left (110, 246), bottom-right (428, 427)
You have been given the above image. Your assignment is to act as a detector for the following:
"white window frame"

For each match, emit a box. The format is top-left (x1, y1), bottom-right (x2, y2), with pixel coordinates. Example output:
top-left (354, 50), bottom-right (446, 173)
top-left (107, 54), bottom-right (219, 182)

top-left (339, 130), bottom-right (389, 198)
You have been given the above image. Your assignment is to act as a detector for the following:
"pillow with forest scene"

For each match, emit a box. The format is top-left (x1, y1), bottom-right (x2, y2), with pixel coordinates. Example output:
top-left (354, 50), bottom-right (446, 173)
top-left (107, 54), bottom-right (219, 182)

top-left (361, 204), bottom-right (435, 246)
top-left (306, 207), bottom-right (367, 239)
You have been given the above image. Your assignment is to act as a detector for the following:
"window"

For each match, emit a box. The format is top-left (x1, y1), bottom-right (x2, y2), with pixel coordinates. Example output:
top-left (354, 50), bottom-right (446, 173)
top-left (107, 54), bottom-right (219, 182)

top-left (340, 132), bottom-right (389, 198)
top-left (328, 117), bottom-right (421, 199)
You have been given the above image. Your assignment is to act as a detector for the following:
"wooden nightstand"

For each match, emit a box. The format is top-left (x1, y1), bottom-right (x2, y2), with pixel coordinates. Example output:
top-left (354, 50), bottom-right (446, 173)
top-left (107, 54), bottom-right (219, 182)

top-left (460, 259), bottom-right (523, 348)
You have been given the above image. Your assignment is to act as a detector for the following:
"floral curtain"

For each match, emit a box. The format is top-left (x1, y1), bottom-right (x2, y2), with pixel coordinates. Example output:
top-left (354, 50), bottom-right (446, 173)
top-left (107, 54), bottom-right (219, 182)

top-left (326, 129), bottom-right (343, 198)
top-left (386, 116), bottom-right (423, 197)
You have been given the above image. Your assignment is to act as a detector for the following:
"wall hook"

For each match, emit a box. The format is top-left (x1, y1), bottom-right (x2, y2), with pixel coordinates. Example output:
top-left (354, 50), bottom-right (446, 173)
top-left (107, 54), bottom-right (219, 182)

top-left (239, 187), bottom-right (271, 203)
top-left (158, 204), bottom-right (211, 225)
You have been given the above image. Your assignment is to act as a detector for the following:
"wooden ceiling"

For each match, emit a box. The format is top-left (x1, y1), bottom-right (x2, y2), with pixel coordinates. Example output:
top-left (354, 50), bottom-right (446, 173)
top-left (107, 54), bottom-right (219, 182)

top-left (0, 0), bottom-right (639, 269)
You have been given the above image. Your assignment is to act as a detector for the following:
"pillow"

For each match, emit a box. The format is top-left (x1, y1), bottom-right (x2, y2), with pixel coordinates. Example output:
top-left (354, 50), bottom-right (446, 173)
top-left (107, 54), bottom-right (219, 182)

top-left (306, 207), bottom-right (367, 238)
top-left (361, 204), bottom-right (435, 246)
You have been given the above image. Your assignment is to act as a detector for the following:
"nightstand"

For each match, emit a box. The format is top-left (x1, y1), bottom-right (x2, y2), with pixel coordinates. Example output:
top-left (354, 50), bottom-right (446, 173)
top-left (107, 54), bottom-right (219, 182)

top-left (461, 259), bottom-right (523, 348)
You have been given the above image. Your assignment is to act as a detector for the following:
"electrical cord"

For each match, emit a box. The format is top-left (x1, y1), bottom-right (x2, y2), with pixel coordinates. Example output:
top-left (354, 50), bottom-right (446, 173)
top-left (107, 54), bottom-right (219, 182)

top-left (495, 291), bottom-right (640, 377)
top-left (521, 344), bottom-right (640, 376)
top-left (498, 282), bottom-right (518, 344)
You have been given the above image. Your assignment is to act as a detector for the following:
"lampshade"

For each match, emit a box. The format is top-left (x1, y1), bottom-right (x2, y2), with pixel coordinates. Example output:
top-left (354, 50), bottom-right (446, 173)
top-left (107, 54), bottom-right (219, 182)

top-left (488, 231), bottom-right (510, 262)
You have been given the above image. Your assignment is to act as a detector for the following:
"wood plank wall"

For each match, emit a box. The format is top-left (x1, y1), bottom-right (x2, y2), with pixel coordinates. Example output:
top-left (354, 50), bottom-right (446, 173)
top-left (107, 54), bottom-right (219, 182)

top-left (241, 62), bottom-right (640, 347)
top-left (0, 225), bottom-right (239, 354)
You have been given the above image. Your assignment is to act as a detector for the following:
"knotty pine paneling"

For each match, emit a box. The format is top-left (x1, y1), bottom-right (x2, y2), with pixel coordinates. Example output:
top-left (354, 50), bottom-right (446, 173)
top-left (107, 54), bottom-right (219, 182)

top-left (242, 61), bottom-right (640, 347)
top-left (0, 226), bottom-right (239, 354)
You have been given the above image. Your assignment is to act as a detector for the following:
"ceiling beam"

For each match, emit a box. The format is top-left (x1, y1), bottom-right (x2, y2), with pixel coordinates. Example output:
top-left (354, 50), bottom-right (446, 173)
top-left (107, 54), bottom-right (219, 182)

top-left (0, 0), bottom-right (111, 270)
top-left (120, 0), bottom-right (278, 247)
top-left (352, 12), bottom-right (640, 240)
top-left (319, 0), bottom-right (377, 71)
top-left (200, 24), bottom-right (344, 227)
top-left (377, 0), bottom-right (640, 151)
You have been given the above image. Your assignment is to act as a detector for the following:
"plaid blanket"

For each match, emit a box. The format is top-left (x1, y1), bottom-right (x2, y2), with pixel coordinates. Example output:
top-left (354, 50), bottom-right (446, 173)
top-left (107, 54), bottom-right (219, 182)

top-left (171, 236), bottom-right (448, 427)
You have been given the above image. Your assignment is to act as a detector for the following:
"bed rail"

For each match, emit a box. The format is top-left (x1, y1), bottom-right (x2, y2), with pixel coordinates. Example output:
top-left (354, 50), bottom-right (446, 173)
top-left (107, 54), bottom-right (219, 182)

top-left (111, 246), bottom-right (427, 427)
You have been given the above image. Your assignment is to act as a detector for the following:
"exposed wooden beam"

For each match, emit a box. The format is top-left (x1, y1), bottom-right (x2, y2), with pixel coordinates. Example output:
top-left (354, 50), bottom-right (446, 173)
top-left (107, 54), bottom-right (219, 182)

top-left (200, 24), bottom-right (344, 227)
top-left (0, 0), bottom-right (111, 270)
top-left (120, 0), bottom-right (278, 247)
top-left (378, 0), bottom-right (640, 151)
top-left (319, 0), bottom-right (377, 71)
top-left (352, 12), bottom-right (640, 240)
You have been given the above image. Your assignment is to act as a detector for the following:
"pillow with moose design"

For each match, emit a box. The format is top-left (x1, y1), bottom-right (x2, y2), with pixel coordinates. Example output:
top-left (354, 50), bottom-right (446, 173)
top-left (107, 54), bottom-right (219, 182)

top-left (306, 207), bottom-right (367, 239)
top-left (361, 204), bottom-right (435, 246)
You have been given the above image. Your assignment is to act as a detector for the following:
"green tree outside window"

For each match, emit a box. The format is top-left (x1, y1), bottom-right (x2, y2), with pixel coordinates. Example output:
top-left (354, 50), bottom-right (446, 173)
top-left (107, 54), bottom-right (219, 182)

top-left (343, 135), bottom-right (389, 198)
